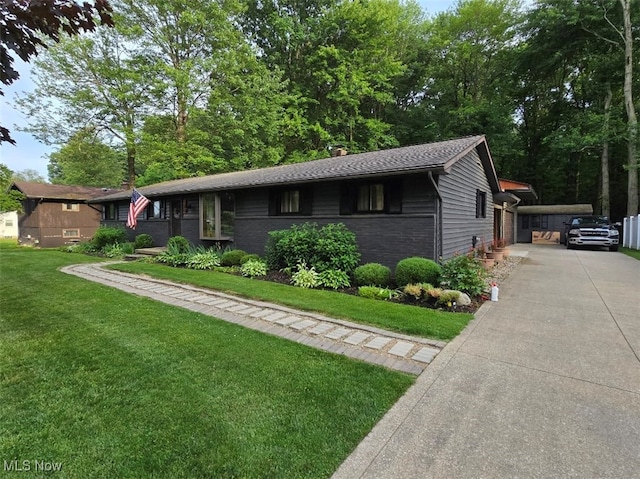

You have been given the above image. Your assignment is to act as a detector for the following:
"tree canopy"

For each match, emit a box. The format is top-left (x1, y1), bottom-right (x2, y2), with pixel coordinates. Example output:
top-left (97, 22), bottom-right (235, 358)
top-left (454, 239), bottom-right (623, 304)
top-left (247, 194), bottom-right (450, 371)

top-left (8, 0), bottom-right (640, 217)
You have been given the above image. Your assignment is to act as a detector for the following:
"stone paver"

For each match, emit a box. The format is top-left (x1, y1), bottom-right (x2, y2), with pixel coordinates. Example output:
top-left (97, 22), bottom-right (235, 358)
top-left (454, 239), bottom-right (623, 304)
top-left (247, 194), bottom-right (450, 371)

top-left (61, 262), bottom-right (445, 375)
top-left (325, 327), bottom-right (352, 340)
top-left (411, 346), bottom-right (440, 364)
top-left (388, 341), bottom-right (415, 358)
top-left (365, 336), bottom-right (393, 350)
top-left (344, 332), bottom-right (371, 345)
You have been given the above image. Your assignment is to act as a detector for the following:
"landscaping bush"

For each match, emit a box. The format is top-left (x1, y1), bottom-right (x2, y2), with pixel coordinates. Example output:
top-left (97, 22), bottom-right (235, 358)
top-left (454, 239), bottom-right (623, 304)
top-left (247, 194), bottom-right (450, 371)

top-left (167, 236), bottom-right (190, 254)
top-left (318, 269), bottom-right (351, 290)
top-left (439, 253), bottom-right (486, 297)
top-left (290, 262), bottom-right (320, 288)
top-left (353, 263), bottom-right (392, 287)
top-left (357, 286), bottom-right (397, 301)
top-left (221, 249), bottom-right (248, 266)
top-left (134, 234), bottom-right (154, 249)
top-left (394, 257), bottom-right (441, 287)
top-left (92, 226), bottom-right (127, 249)
top-left (186, 250), bottom-right (220, 270)
top-left (102, 242), bottom-right (134, 258)
top-left (240, 259), bottom-right (268, 278)
top-left (265, 222), bottom-right (360, 273)
top-left (240, 253), bottom-right (261, 264)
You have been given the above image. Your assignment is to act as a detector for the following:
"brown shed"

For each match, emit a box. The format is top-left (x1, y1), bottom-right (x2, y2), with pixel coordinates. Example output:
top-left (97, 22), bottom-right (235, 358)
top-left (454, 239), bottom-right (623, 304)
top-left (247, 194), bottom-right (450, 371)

top-left (10, 181), bottom-right (119, 248)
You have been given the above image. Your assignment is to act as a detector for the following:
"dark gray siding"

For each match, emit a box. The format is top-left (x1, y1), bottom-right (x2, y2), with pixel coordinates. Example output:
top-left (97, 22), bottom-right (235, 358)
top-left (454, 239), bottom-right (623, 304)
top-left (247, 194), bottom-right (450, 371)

top-left (233, 176), bottom-right (438, 267)
top-left (439, 149), bottom-right (494, 259)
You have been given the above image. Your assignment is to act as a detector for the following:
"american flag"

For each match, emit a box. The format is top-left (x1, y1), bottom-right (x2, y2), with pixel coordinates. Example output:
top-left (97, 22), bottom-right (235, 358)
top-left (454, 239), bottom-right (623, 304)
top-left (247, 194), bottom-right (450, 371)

top-left (126, 189), bottom-right (150, 229)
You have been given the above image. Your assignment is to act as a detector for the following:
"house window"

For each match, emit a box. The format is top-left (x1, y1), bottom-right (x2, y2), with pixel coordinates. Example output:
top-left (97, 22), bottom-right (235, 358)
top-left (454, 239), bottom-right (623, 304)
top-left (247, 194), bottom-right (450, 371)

top-left (269, 188), bottom-right (312, 216)
top-left (5, 219), bottom-right (13, 227)
top-left (147, 200), bottom-right (163, 219)
top-left (63, 203), bottom-right (79, 212)
top-left (63, 229), bottom-right (79, 238)
top-left (104, 203), bottom-right (118, 220)
top-left (476, 190), bottom-right (487, 218)
top-left (340, 180), bottom-right (402, 215)
top-left (200, 193), bottom-right (235, 239)
top-left (528, 215), bottom-right (548, 229)
top-left (357, 184), bottom-right (384, 212)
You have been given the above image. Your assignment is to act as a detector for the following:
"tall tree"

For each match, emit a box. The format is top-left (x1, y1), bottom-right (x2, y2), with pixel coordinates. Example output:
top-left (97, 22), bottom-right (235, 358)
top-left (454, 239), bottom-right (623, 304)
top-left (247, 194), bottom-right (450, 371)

top-left (0, 164), bottom-right (25, 212)
top-left (48, 128), bottom-right (125, 187)
top-left (15, 27), bottom-right (151, 186)
top-left (0, 0), bottom-right (113, 144)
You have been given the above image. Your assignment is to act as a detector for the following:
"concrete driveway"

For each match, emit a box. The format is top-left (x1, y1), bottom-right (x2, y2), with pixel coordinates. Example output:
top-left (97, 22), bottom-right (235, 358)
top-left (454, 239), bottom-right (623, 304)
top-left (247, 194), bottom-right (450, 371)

top-left (333, 244), bottom-right (640, 478)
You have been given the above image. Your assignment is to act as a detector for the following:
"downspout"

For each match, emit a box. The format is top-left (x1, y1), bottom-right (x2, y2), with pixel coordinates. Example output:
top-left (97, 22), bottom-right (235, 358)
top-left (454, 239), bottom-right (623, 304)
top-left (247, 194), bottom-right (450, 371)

top-left (428, 172), bottom-right (443, 260)
top-left (512, 197), bottom-right (521, 244)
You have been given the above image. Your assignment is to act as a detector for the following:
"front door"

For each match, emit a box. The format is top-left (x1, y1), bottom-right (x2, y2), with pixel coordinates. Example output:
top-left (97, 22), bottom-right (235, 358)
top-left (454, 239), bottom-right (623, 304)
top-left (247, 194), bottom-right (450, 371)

top-left (171, 199), bottom-right (182, 237)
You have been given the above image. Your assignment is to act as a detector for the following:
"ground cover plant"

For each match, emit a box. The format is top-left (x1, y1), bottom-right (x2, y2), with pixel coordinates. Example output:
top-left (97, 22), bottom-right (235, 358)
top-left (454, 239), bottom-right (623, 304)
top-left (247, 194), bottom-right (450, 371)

top-left (621, 247), bottom-right (640, 261)
top-left (0, 245), bottom-right (414, 478)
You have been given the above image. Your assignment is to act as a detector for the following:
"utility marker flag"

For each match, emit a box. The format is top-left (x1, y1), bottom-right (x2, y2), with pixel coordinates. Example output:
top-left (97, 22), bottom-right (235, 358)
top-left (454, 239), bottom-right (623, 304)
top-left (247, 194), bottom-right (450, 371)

top-left (126, 189), bottom-right (150, 229)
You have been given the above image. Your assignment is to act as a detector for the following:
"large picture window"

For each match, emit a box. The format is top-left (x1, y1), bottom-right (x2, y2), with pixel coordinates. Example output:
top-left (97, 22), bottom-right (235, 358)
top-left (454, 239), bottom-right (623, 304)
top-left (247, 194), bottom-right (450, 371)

top-left (200, 193), bottom-right (235, 239)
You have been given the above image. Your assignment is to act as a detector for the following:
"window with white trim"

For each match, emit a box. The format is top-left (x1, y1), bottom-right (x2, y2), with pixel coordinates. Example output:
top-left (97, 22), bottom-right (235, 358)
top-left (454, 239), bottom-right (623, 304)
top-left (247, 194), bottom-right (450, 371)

top-left (62, 203), bottom-right (79, 212)
top-left (63, 229), bottom-right (80, 238)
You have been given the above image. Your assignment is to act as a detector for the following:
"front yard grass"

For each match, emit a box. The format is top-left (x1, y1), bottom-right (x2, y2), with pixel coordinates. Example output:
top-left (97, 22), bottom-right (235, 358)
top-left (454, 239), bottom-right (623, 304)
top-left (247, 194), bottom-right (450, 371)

top-left (0, 247), bottom-right (414, 478)
top-left (621, 246), bottom-right (640, 261)
top-left (110, 261), bottom-right (473, 341)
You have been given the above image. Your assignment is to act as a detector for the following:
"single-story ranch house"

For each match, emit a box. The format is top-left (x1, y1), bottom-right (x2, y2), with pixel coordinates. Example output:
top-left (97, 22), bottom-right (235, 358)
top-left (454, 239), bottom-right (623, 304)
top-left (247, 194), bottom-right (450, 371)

top-left (93, 136), bottom-right (525, 267)
top-left (10, 181), bottom-right (118, 248)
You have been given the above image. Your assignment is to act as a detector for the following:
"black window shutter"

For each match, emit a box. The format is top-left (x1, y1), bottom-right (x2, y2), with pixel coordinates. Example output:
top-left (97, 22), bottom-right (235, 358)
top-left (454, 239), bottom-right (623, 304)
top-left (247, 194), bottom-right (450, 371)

top-left (339, 184), bottom-right (353, 215)
top-left (301, 187), bottom-right (313, 215)
top-left (268, 190), bottom-right (278, 216)
top-left (385, 179), bottom-right (403, 214)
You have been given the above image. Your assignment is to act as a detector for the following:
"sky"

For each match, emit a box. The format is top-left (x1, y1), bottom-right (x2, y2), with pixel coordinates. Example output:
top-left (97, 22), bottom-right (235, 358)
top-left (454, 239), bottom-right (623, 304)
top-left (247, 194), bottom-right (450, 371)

top-left (0, 0), bottom-right (457, 181)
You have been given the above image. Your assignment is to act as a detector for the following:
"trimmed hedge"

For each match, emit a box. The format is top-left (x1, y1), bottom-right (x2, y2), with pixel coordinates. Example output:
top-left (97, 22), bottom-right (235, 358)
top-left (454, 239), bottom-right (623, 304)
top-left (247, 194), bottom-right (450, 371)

top-left (353, 263), bottom-right (392, 287)
top-left (395, 257), bottom-right (442, 287)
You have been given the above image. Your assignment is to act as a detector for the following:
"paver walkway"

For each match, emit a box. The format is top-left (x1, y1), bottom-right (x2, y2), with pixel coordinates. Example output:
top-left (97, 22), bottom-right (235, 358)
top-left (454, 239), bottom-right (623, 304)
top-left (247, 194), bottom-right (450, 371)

top-left (61, 262), bottom-right (446, 375)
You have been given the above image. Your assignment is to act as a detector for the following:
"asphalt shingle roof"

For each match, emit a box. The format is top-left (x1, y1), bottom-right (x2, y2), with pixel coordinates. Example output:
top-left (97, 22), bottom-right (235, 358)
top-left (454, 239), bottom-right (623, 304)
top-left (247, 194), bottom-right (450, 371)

top-left (11, 181), bottom-right (120, 201)
top-left (92, 135), bottom-right (491, 202)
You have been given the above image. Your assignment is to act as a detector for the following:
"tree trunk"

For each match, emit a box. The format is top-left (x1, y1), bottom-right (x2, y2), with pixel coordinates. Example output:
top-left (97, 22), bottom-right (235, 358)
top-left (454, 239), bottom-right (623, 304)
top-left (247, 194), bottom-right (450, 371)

top-left (600, 84), bottom-right (612, 217)
top-left (620, 0), bottom-right (638, 216)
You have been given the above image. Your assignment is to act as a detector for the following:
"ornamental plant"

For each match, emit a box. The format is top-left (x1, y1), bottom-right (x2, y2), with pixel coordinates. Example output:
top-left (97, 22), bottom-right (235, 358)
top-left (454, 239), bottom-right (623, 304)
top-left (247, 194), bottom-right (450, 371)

top-left (221, 249), bottom-right (248, 266)
top-left (439, 253), bottom-right (486, 297)
top-left (92, 226), bottom-right (127, 249)
top-left (318, 269), bottom-right (351, 289)
top-left (357, 286), bottom-right (397, 301)
top-left (394, 257), bottom-right (441, 287)
top-left (353, 263), bottom-right (392, 287)
top-left (290, 262), bottom-right (320, 288)
top-left (134, 234), bottom-right (154, 249)
top-left (240, 259), bottom-right (268, 278)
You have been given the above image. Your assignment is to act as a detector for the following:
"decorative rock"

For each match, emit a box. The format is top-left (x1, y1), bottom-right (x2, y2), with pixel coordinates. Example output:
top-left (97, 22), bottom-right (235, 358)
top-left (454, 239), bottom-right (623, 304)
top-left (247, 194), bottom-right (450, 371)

top-left (442, 289), bottom-right (471, 306)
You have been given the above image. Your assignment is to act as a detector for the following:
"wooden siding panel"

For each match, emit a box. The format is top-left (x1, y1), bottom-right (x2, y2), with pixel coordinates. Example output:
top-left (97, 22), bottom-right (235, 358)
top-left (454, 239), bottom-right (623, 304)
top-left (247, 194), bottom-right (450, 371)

top-left (439, 149), bottom-right (494, 258)
top-left (19, 201), bottom-right (101, 247)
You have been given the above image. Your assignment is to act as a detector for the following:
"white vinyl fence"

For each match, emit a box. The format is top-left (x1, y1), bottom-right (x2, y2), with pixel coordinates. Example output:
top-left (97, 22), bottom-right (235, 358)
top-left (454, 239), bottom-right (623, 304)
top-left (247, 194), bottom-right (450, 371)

top-left (623, 216), bottom-right (640, 250)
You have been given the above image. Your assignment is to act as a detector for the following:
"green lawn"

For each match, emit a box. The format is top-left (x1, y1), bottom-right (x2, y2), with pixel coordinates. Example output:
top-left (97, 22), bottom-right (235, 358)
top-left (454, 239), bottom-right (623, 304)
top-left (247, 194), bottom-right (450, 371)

top-left (0, 247), bottom-right (414, 478)
top-left (621, 246), bottom-right (640, 261)
top-left (110, 261), bottom-right (472, 341)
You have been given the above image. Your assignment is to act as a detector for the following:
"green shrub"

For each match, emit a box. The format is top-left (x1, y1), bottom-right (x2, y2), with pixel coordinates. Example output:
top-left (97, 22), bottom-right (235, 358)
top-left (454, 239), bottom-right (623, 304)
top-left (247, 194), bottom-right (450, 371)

top-left (221, 249), bottom-right (248, 266)
top-left (440, 253), bottom-right (486, 297)
top-left (240, 259), bottom-right (268, 278)
top-left (186, 250), bottom-right (220, 270)
top-left (157, 252), bottom-right (191, 267)
top-left (318, 269), bottom-right (351, 289)
top-left (357, 286), bottom-right (397, 301)
top-left (60, 242), bottom-right (97, 254)
top-left (240, 253), bottom-right (261, 264)
top-left (134, 234), bottom-right (154, 249)
top-left (394, 257), bottom-right (441, 287)
top-left (264, 222), bottom-right (360, 273)
top-left (102, 242), bottom-right (133, 258)
top-left (290, 263), bottom-right (320, 288)
top-left (92, 226), bottom-right (127, 249)
top-left (436, 290), bottom-right (461, 306)
top-left (353, 263), bottom-right (391, 287)
top-left (167, 236), bottom-right (190, 254)
top-left (403, 283), bottom-right (424, 300)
